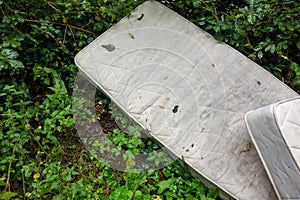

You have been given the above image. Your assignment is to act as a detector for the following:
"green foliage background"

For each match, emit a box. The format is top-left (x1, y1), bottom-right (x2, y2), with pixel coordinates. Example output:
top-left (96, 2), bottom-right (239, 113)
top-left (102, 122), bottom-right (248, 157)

top-left (0, 0), bottom-right (299, 199)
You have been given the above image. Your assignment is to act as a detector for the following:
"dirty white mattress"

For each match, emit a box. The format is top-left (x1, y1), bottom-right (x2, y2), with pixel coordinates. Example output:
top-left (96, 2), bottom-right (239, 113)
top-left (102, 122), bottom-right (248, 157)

top-left (74, 1), bottom-right (299, 199)
top-left (245, 98), bottom-right (300, 200)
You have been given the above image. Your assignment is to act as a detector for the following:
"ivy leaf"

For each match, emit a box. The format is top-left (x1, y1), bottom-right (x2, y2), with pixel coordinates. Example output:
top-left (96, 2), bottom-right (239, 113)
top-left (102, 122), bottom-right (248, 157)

top-left (8, 60), bottom-right (24, 69)
top-left (257, 51), bottom-right (263, 59)
top-left (269, 44), bottom-right (276, 54)
top-left (1, 49), bottom-right (18, 59)
top-left (291, 62), bottom-right (300, 76)
top-left (2, 40), bottom-right (21, 48)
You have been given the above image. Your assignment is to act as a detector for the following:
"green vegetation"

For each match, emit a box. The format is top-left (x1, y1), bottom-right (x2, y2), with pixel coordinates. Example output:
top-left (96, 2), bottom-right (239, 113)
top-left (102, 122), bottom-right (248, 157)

top-left (0, 0), bottom-right (299, 199)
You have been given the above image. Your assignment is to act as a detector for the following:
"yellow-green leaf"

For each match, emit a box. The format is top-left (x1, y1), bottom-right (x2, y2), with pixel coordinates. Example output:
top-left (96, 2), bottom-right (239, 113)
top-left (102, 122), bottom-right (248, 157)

top-left (0, 191), bottom-right (18, 200)
top-left (33, 172), bottom-right (40, 181)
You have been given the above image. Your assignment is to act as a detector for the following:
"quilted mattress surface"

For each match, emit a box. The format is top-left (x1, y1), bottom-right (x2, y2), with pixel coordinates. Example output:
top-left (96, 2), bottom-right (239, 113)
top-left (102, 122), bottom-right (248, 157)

top-left (245, 98), bottom-right (300, 199)
top-left (74, 1), bottom-right (298, 199)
